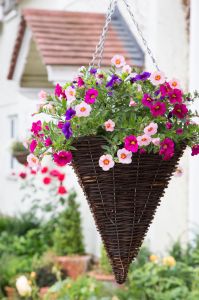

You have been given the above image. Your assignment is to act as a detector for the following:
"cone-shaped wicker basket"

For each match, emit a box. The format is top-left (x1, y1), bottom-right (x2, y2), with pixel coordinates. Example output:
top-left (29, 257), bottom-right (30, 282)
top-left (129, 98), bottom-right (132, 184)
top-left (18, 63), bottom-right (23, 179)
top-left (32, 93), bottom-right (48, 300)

top-left (72, 136), bottom-right (185, 284)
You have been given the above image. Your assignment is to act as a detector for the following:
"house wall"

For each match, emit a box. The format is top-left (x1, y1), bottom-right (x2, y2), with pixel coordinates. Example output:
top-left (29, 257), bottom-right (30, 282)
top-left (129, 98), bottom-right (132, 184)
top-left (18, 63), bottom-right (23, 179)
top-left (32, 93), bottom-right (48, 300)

top-left (0, 0), bottom-right (193, 257)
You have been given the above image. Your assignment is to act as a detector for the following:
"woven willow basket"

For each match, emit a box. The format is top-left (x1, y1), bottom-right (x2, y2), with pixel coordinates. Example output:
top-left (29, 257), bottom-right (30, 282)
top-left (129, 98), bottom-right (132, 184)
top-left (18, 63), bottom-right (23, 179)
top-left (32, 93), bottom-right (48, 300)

top-left (72, 136), bottom-right (185, 284)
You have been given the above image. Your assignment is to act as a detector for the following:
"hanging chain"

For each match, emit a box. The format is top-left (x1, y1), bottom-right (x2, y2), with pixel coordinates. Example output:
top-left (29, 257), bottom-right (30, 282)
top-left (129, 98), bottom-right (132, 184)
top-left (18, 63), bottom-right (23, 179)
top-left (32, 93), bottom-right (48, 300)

top-left (122, 0), bottom-right (160, 71)
top-left (90, 0), bottom-right (118, 67)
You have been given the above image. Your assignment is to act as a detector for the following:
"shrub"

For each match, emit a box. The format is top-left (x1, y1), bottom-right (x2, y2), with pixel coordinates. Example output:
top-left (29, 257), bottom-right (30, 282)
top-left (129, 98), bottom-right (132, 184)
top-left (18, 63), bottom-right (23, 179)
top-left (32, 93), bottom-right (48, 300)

top-left (53, 192), bottom-right (85, 256)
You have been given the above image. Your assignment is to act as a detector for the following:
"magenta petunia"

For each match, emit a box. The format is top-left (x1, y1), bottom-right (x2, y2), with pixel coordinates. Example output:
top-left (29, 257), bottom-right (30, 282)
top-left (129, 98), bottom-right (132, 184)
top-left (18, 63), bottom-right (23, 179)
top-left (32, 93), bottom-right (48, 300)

top-left (142, 94), bottom-right (154, 107)
top-left (160, 83), bottom-right (172, 97)
top-left (53, 151), bottom-right (73, 167)
top-left (172, 103), bottom-right (188, 119)
top-left (124, 135), bottom-right (138, 153)
top-left (191, 145), bottom-right (199, 156)
top-left (77, 77), bottom-right (85, 87)
top-left (31, 120), bottom-right (42, 136)
top-left (166, 122), bottom-right (173, 130)
top-left (176, 128), bottom-right (183, 135)
top-left (84, 88), bottom-right (98, 104)
top-left (44, 137), bottom-right (52, 147)
top-left (159, 138), bottom-right (175, 160)
top-left (30, 140), bottom-right (37, 153)
top-left (150, 101), bottom-right (166, 117)
top-left (168, 89), bottom-right (183, 104)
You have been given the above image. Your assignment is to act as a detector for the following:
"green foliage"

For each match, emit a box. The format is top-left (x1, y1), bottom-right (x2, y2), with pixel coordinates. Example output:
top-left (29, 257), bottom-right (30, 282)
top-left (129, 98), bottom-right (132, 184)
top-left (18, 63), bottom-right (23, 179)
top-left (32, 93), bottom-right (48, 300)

top-left (53, 192), bottom-right (85, 255)
top-left (45, 276), bottom-right (117, 300)
top-left (99, 246), bottom-right (112, 275)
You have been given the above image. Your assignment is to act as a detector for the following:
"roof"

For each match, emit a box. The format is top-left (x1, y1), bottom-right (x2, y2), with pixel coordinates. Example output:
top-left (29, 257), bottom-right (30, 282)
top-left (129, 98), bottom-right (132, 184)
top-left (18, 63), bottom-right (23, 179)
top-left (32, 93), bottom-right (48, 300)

top-left (8, 8), bottom-right (144, 80)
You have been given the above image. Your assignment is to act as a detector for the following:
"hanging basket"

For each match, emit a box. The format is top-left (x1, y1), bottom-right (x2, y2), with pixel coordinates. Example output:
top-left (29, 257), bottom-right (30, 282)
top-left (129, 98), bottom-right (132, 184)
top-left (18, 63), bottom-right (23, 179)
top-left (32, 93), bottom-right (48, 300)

top-left (13, 151), bottom-right (29, 165)
top-left (72, 136), bottom-right (186, 284)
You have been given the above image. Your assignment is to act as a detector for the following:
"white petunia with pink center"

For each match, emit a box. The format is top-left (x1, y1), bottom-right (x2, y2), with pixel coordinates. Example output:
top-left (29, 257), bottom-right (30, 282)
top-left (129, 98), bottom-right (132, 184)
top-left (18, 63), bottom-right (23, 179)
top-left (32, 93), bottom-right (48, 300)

top-left (99, 154), bottom-right (115, 171)
top-left (117, 148), bottom-right (132, 164)
top-left (75, 102), bottom-right (92, 117)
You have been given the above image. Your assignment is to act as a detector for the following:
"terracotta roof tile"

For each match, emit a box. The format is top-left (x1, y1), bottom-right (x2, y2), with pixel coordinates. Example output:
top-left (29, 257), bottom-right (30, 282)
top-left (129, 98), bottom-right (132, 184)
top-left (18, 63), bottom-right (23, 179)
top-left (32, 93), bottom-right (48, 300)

top-left (8, 8), bottom-right (144, 80)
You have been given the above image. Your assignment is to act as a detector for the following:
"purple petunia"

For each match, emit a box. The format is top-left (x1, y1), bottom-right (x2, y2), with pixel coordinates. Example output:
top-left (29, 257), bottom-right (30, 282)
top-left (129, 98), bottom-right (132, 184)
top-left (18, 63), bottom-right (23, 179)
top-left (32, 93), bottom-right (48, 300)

top-left (90, 68), bottom-right (97, 75)
top-left (62, 122), bottom-right (73, 139)
top-left (106, 75), bottom-right (122, 88)
top-left (65, 108), bottom-right (76, 120)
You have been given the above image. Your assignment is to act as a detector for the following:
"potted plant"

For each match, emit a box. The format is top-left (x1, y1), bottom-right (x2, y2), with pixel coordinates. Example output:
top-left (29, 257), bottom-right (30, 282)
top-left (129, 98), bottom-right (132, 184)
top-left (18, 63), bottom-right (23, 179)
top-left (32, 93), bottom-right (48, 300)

top-left (28, 55), bottom-right (199, 283)
top-left (11, 141), bottom-right (29, 165)
top-left (53, 192), bottom-right (91, 280)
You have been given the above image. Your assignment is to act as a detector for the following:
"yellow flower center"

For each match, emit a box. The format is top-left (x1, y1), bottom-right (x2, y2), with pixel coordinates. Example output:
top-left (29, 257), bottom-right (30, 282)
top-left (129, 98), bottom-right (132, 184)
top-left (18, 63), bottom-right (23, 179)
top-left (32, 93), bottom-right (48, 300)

top-left (177, 109), bottom-right (181, 113)
top-left (142, 138), bottom-right (147, 142)
top-left (148, 127), bottom-right (153, 132)
top-left (163, 145), bottom-right (167, 149)
top-left (115, 59), bottom-right (121, 65)
top-left (172, 82), bottom-right (177, 87)
top-left (69, 91), bottom-right (74, 96)
top-left (155, 75), bottom-right (161, 81)
top-left (131, 141), bottom-right (136, 145)
top-left (121, 153), bottom-right (127, 159)
top-left (103, 159), bottom-right (110, 165)
top-left (80, 107), bottom-right (86, 112)
top-left (155, 106), bottom-right (160, 110)
top-left (32, 157), bottom-right (37, 163)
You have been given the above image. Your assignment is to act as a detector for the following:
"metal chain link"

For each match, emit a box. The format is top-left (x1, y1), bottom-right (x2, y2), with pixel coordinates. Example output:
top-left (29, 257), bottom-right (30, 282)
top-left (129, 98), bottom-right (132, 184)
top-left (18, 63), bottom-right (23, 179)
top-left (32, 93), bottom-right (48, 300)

top-left (122, 0), bottom-right (160, 71)
top-left (90, 0), bottom-right (118, 67)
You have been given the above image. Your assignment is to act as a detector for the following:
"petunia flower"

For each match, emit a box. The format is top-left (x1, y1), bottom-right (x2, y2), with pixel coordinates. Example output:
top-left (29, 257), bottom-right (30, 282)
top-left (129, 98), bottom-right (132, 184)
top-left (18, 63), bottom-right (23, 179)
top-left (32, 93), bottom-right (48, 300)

top-left (168, 89), bottom-right (183, 104)
top-left (58, 186), bottom-right (67, 195)
top-left (150, 71), bottom-right (166, 86)
top-left (65, 86), bottom-right (76, 104)
top-left (106, 74), bottom-right (122, 88)
top-left (55, 84), bottom-right (66, 98)
top-left (117, 148), bottom-right (132, 164)
top-left (159, 138), bottom-right (175, 160)
top-left (134, 72), bottom-right (151, 82)
top-left (44, 137), bottom-right (52, 147)
top-left (166, 122), bottom-right (173, 130)
top-left (111, 55), bottom-right (126, 68)
top-left (169, 78), bottom-right (181, 90)
top-left (129, 98), bottom-right (137, 107)
top-left (29, 139), bottom-right (37, 153)
top-left (38, 90), bottom-right (47, 102)
top-left (90, 68), bottom-right (97, 75)
top-left (176, 128), bottom-right (183, 135)
top-left (137, 134), bottom-right (152, 147)
top-left (43, 177), bottom-right (51, 185)
top-left (31, 120), bottom-right (42, 136)
top-left (122, 64), bottom-right (132, 74)
top-left (124, 135), bottom-right (138, 153)
top-left (65, 108), bottom-right (76, 120)
top-left (150, 102), bottom-right (166, 117)
top-left (191, 145), bottom-right (199, 156)
top-left (104, 119), bottom-right (115, 132)
top-left (172, 103), bottom-right (188, 119)
top-left (53, 151), bottom-right (72, 166)
top-left (75, 102), bottom-right (92, 117)
top-left (27, 154), bottom-right (40, 170)
top-left (142, 94), bottom-right (154, 108)
top-left (160, 82), bottom-right (172, 97)
top-left (77, 77), bottom-right (85, 87)
top-left (62, 122), bottom-right (73, 139)
top-left (84, 88), bottom-right (98, 104)
top-left (57, 121), bottom-right (64, 129)
top-left (144, 122), bottom-right (158, 136)
top-left (152, 138), bottom-right (160, 146)
top-left (99, 154), bottom-right (115, 171)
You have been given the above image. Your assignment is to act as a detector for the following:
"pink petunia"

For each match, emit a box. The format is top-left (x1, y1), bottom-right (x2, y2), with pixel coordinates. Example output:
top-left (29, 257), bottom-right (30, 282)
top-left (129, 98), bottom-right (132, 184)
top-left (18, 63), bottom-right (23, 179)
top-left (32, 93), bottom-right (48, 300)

top-left (166, 122), bottom-right (173, 130)
top-left (144, 122), bottom-right (158, 136)
top-left (99, 154), bottom-right (115, 171)
top-left (104, 119), bottom-right (115, 132)
top-left (65, 86), bottom-right (76, 104)
top-left (172, 103), bottom-right (188, 119)
top-left (160, 83), bottom-right (172, 97)
top-left (191, 145), bottom-right (199, 156)
top-left (122, 64), bottom-right (132, 74)
top-left (53, 151), bottom-right (72, 167)
top-left (169, 78), bottom-right (181, 90)
top-left (150, 102), bottom-right (166, 117)
top-left (129, 98), bottom-right (137, 107)
top-left (27, 154), bottom-right (40, 170)
top-left (111, 55), bottom-right (126, 68)
top-left (75, 102), bottom-right (92, 117)
top-left (137, 134), bottom-right (152, 147)
top-left (117, 148), bottom-right (132, 164)
top-left (38, 90), bottom-right (47, 102)
top-left (124, 135), bottom-right (138, 153)
top-left (152, 138), bottom-right (160, 146)
top-left (150, 71), bottom-right (166, 86)
top-left (44, 137), bottom-right (52, 147)
top-left (142, 94), bottom-right (154, 108)
top-left (29, 140), bottom-right (37, 153)
top-left (31, 121), bottom-right (42, 136)
top-left (176, 128), bottom-right (183, 135)
top-left (84, 88), bottom-right (98, 104)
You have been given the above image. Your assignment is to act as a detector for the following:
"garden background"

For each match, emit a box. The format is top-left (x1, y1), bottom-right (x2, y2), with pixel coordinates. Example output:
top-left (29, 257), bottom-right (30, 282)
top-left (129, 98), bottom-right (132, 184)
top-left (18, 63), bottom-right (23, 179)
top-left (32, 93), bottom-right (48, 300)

top-left (0, 0), bottom-right (199, 299)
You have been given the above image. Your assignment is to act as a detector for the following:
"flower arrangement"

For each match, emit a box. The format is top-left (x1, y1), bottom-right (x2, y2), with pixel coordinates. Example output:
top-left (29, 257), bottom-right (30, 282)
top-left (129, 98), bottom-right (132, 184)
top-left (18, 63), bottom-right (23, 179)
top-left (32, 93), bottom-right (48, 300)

top-left (29, 55), bottom-right (199, 171)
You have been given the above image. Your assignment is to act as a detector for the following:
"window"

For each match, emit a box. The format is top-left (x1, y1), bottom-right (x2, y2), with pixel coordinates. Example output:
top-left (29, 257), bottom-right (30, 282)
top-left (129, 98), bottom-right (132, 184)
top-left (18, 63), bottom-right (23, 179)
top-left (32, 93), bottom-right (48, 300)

top-left (1, 0), bottom-right (17, 16)
top-left (8, 114), bottom-right (18, 169)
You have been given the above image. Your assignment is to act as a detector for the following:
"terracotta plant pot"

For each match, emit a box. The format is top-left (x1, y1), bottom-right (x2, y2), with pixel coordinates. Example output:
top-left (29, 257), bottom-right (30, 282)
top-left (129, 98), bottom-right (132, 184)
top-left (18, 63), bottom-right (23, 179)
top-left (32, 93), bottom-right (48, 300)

top-left (40, 287), bottom-right (57, 300)
top-left (5, 286), bottom-right (17, 300)
top-left (55, 255), bottom-right (91, 280)
top-left (13, 151), bottom-right (29, 165)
